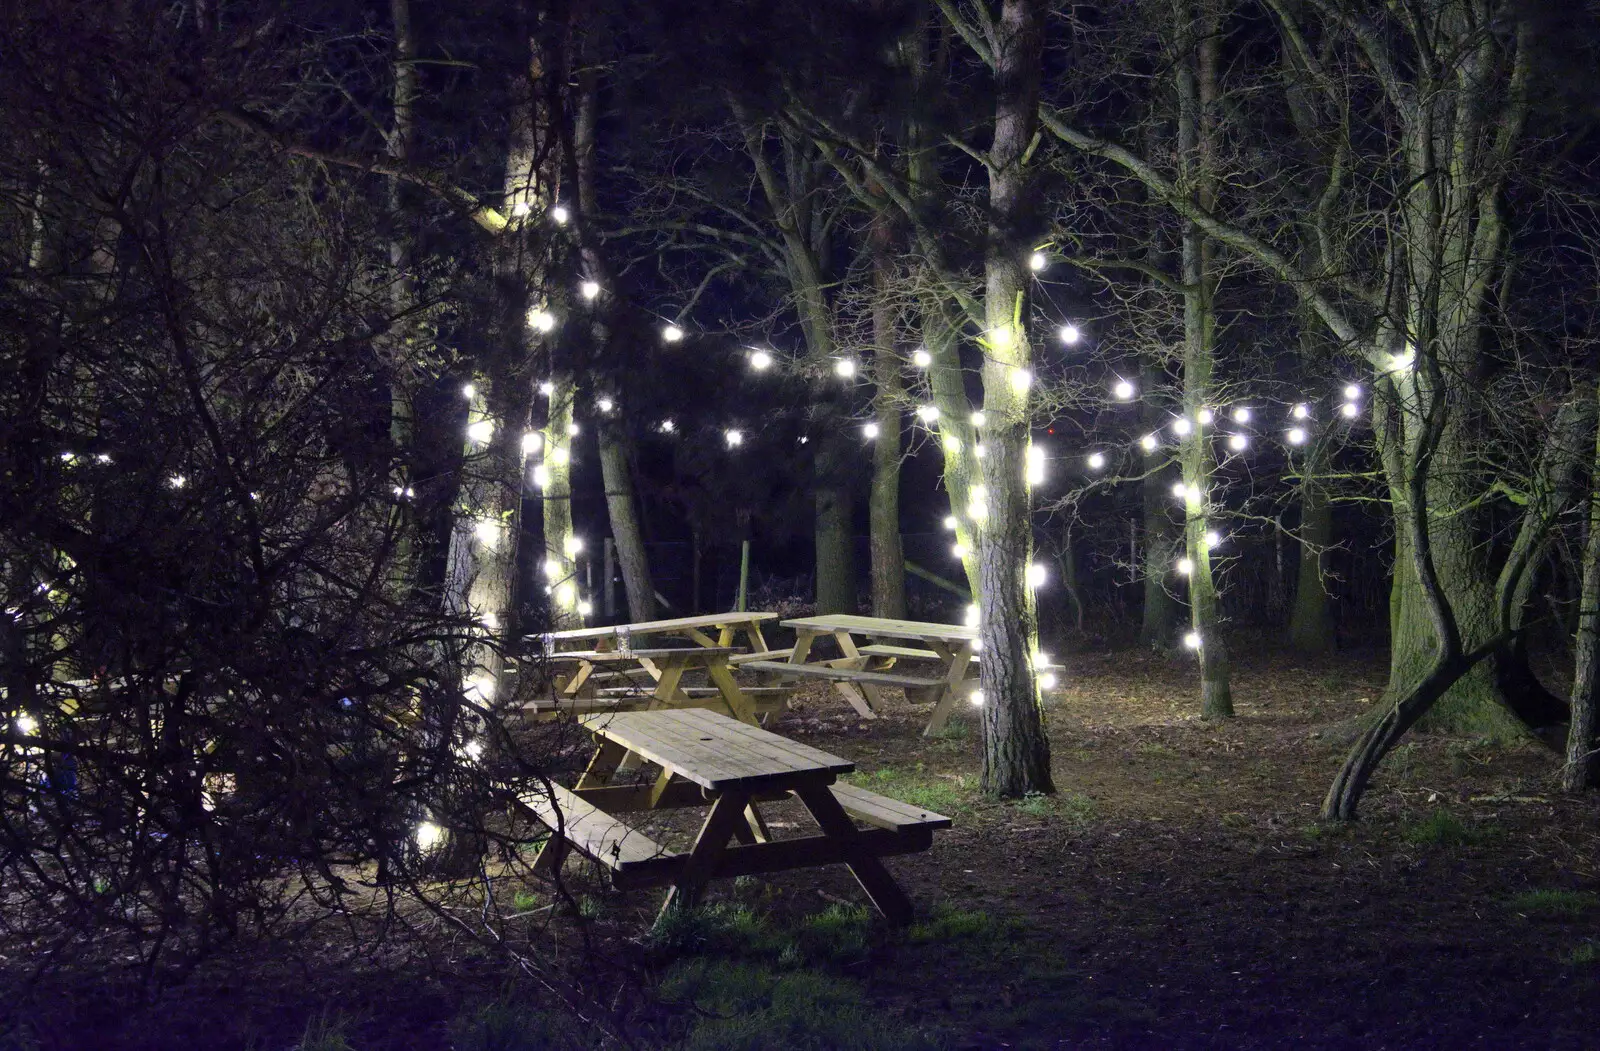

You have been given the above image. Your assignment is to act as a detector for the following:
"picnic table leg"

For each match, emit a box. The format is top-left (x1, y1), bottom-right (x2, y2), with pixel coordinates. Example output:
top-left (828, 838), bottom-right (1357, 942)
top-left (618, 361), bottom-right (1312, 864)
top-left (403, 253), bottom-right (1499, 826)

top-left (658, 791), bottom-right (752, 919)
top-left (687, 627), bottom-right (720, 648)
top-left (789, 630), bottom-right (820, 664)
top-left (922, 643), bottom-right (976, 737)
top-left (560, 661), bottom-right (595, 697)
top-left (831, 632), bottom-right (883, 715)
top-left (575, 739), bottom-right (628, 790)
top-left (792, 784), bottom-right (915, 926)
top-left (705, 657), bottom-right (758, 724)
top-left (613, 656), bottom-right (688, 777)
top-left (745, 621), bottom-right (770, 654)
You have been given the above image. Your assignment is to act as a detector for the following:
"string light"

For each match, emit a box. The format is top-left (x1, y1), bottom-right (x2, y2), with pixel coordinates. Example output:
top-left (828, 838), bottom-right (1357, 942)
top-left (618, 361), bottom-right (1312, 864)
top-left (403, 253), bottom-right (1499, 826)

top-left (563, 535), bottom-right (584, 557)
top-left (912, 347), bottom-right (932, 367)
top-left (1343, 383), bottom-right (1361, 400)
top-left (1197, 408), bottom-right (1214, 427)
top-left (415, 821), bottom-right (445, 851)
top-left (725, 429), bottom-right (743, 448)
top-left (95, 453), bottom-right (111, 464)
top-left (942, 515), bottom-right (958, 531)
top-left (1027, 562), bottom-right (1048, 588)
top-left (659, 419), bottom-right (675, 434)
top-left (467, 420), bottom-right (494, 444)
top-left (511, 201), bottom-right (531, 218)
top-left (1172, 417), bottom-right (1193, 437)
top-left (522, 431), bottom-right (543, 455)
top-left (1287, 427), bottom-right (1308, 445)
top-left (1141, 433), bottom-right (1160, 452)
top-left (943, 434), bottom-right (963, 455)
top-left (1291, 403), bottom-right (1310, 420)
top-left (527, 308), bottom-right (556, 332)
top-left (577, 599), bottom-right (594, 617)
top-left (168, 474), bottom-right (186, 489)
top-left (970, 411), bottom-right (986, 427)
top-left (748, 349), bottom-right (772, 370)
top-left (1340, 401), bottom-right (1360, 419)
top-left (550, 447), bottom-right (569, 466)
top-left (549, 204), bottom-right (570, 224)
top-left (462, 383), bottom-right (476, 399)
top-left (393, 485), bottom-right (415, 498)
top-left (1204, 530), bottom-right (1221, 550)
top-left (969, 689), bottom-right (985, 707)
top-left (555, 582), bottom-right (577, 608)
top-left (967, 485), bottom-right (989, 522)
top-left (1010, 367), bottom-right (1034, 393)
top-left (597, 397), bottom-right (614, 414)
top-left (464, 674), bottom-right (496, 703)
top-left (1183, 631), bottom-right (1202, 651)
top-left (834, 358), bottom-right (857, 378)
top-left (1177, 557), bottom-right (1193, 575)
top-left (531, 465), bottom-right (551, 488)
top-left (863, 422), bottom-right (880, 439)
top-left (1171, 480), bottom-right (1188, 498)
top-left (964, 603), bottom-right (980, 628)
top-left (539, 381), bottom-right (554, 396)
top-left (662, 323), bottom-right (684, 343)
top-left (474, 518), bottom-right (502, 549)
top-left (1228, 433), bottom-right (1249, 451)
top-left (1389, 345), bottom-right (1416, 373)
top-left (15, 713), bottom-right (37, 736)
top-left (580, 280), bottom-right (600, 300)
top-left (1039, 672), bottom-right (1059, 690)
top-left (1026, 446), bottom-right (1047, 485)
top-left (1113, 379), bottom-right (1135, 400)
top-left (952, 542), bottom-right (968, 558)
top-left (1058, 323), bottom-right (1081, 345)
top-left (974, 443), bottom-right (987, 459)
top-left (916, 405), bottom-right (940, 423)
top-left (1087, 451), bottom-right (1106, 470)
top-left (461, 739), bottom-right (485, 762)
top-left (1231, 406), bottom-right (1251, 423)
top-left (566, 422), bottom-right (580, 437)
top-left (1028, 251), bottom-right (1048, 271)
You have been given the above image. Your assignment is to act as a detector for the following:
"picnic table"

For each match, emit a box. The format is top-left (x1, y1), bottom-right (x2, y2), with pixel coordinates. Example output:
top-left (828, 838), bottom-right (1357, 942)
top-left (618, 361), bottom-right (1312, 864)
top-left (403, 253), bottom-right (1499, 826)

top-left (528, 647), bottom-right (785, 725)
top-left (521, 708), bottom-right (949, 925)
top-left (533, 611), bottom-right (780, 657)
top-left (743, 614), bottom-right (981, 736)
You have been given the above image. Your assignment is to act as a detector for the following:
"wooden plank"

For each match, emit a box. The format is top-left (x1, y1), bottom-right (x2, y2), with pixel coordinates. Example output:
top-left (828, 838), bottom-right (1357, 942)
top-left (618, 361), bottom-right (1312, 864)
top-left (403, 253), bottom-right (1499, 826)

top-left (537, 612), bottom-right (779, 644)
top-left (780, 614), bottom-right (976, 645)
top-left (519, 783), bottom-right (672, 870)
top-left (828, 783), bottom-right (952, 832)
top-left (547, 647), bottom-right (740, 662)
top-left (580, 709), bottom-right (852, 791)
top-left (728, 648), bottom-right (795, 665)
top-left (739, 660), bottom-right (945, 690)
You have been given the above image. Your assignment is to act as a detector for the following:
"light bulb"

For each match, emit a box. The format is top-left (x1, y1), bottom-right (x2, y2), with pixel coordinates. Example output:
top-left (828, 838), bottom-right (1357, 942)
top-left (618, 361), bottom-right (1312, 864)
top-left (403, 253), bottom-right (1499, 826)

top-left (1177, 557), bottom-right (1193, 575)
top-left (660, 419), bottom-right (675, 433)
top-left (169, 474), bottom-right (186, 489)
top-left (965, 603), bottom-right (980, 627)
top-left (834, 358), bottom-right (857, 378)
top-left (912, 347), bottom-right (931, 367)
top-left (550, 446), bottom-right (569, 466)
top-left (539, 381), bottom-right (554, 397)
top-left (566, 422), bottom-right (580, 437)
top-left (415, 821), bottom-right (445, 851)
top-left (969, 689), bottom-right (985, 707)
top-left (1027, 562), bottom-right (1047, 588)
top-left (1231, 406), bottom-right (1251, 423)
top-left (1028, 250), bottom-right (1048, 271)
top-left (579, 280), bottom-right (600, 300)
top-left (1197, 408), bottom-right (1215, 426)
top-left (970, 411), bottom-right (986, 427)
top-left (597, 397), bottom-right (614, 414)
top-left (467, 419), bottom-right (494, 444)
top-left (943, 434), bottom-right (962, 455)
top-left (1292, 403), bottom-right (1310, 419)
top-left (531, 465), bottom-right (550, 488)
top-left (462, 383), bottom-right (476, 399)
top-left (563, 535), bottom-right (584, 557)
top-left (522, 431), bottom-right (543, 455)
top-left (1026, 446), bottom-right (1047, 485)
top-left (527, 308), bottom-right (556, 332)
top-left (1172, 417), bottom-right (1193, 437)
top-left (942, 515), bottom-right (958, 531)
top-left (1010, 368), bottom-right (1034, 393)
top-left (1343, 383), bottom-right (1361, 400)
top-left (1341, 401), bottom-right (1360, 419)
top-left (474, 519), bottom-right (501, 549)
top-left (511, 201), bottom-right (531, 218)
top-left (1039, 672), bottom-right (1059, 690)
top-left (15, 712), bottom-right (37, 736)
top-left (1087, 451), bottom-right (1106, 470)
top-left (952, 542), bottom-right (968, 558)
top-left (1389, 345), bottom-right (1416, 372)
top-left (555, 581), bottom-right (576, 608)
top-left (1058, 323), bottom-right (1081, 345)
top-left (1204, 530), bottom-right (1221, 549)
top-left (1172, 481), bottom-right (1188, 498)
top-left (974, 443), bottom-right (987, 459)
top-left (725, 429), bottom-right (743, 447)
top-left (1183, 631), bottom-right (1202, 651)
top-left (863, 422), bottom-right (880, 439)
top-left (1228, 433), bottom-right (1249, 451)
top-left (916, 405), bottom-right (940, 423)
top-left (1113, 379), bottom-right (1135, 400)
top-left (749, 349), bottom-right (772, 370)
top-left (549, 204), bottom-right (570, 224)
top-left (662, 323), bottom-right (684, 343)
top-left (1141, 433), bottom-right (1160, 453)
top-left (1287, 427), bottom-right (1308, 445)
top-left (577, 599), bottom-right (593, 617)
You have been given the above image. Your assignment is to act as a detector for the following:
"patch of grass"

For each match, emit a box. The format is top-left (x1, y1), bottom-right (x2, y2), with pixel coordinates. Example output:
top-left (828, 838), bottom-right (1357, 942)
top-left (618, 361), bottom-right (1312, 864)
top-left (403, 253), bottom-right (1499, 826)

top-left (846, 764), bottom-right (972, 815)
top-left (1564, 942), bottom-right (1599, 966)
top-left (648, 902), bottom-right (786, 957)
top-left (1135, 742), bottom-right (1174, 759)
top-left (511, 889), bottom-right (541, 912)
top-left (1010, 790), bottom-right (1096, 827)
top-left (1509, 889), bottom-right (1600, 917)
top-left (1402, 810), bottom-right (1497, 847)
top-left (926, 719), bottom-right (969, 743)
top-left (451, 998), bottom-right (587, 1051)
top-left (1381, 741), bottom-right (1419, 783)
top-left (908, 903), bottom-right (996, 944)
top-left (295, 1013), bottom-right (353, 1051)
top-left (661, 960), bottom-right (936, 1051)
top-left (794, 903), bottom-right (872, 964)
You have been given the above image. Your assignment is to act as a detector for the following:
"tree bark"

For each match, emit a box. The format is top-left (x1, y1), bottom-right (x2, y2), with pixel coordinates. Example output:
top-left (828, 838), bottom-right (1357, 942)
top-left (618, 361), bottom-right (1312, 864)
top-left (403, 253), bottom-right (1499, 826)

top-left (975, 0), bottom-right (1053, 798)
top-left (1138, 362), bottom-right (1178, 649)
top-left (1288, 468), bottom-right (1334, 653)
top-left (814, 439), bottom-right (857, 614)
top-left (868, 244), bottom-right (907, 619)
top-left (1566, 386), bottom-right (1600, 793)
top-left (598, 430), bottom-right (655, 622)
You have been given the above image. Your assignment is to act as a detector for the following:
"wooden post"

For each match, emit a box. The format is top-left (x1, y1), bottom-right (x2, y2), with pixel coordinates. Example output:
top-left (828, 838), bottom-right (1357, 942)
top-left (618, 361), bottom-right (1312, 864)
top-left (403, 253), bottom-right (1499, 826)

top-left (735, 539), bottom-right (750, 612)
top-left (603, 537), bottom-right (616, 619)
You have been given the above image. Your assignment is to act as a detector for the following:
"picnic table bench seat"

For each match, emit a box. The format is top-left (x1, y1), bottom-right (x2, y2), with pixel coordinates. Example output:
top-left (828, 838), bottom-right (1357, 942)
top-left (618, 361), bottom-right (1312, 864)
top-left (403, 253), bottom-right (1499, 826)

top-left (829, 782), bottom-right (952, 833)
top-left (520, 782), bottom-right (672, 878)
top-left (728, 647), bottom-right (796, 665)
top-left (738, 659), bottom-right (946, 691)
top-left (856, 643), bottom-right (1063, 669)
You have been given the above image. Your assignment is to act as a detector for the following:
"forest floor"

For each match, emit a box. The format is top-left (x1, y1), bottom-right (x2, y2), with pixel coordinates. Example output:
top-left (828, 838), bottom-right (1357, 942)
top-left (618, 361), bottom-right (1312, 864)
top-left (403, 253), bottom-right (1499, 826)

top-left (8, 644), bottom-right (1600, 1050)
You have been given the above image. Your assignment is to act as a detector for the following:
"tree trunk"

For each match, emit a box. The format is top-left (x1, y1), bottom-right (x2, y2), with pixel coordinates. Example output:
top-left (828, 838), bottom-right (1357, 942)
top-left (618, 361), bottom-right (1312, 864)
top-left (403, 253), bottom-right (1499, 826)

top-left (598, 430), bottom-right (656, 622)
top-left (385, 0), bottom-right (421, 596)
top-left (1138, 361), bottom-right (1178, 649)
top-left (921, 298), bottom-right (982, 598)
top-left (1566, 387), bottom-right (1600, 793)
top-left (814, 439), bottom-right (856, 614)
top-left (868, 227), bottom-right (907, 619)
top-left (541, 374), bottom-right (580, 628)
top-left (1289, 469), bottom-right (1334, 653)
top-left (975, 0), bottom-right (1053, 798)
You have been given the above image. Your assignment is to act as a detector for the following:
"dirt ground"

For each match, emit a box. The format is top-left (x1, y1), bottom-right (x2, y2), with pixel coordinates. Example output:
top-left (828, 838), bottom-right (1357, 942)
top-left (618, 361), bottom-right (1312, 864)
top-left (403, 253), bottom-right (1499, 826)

top-left (6, 645), bottom-right (1600, 1049)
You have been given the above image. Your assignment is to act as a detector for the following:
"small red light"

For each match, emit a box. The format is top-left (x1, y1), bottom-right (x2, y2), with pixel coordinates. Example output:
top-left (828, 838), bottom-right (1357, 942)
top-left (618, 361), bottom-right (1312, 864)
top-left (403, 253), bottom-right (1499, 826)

top-left (1047, 428), bottom-right (1055, 435)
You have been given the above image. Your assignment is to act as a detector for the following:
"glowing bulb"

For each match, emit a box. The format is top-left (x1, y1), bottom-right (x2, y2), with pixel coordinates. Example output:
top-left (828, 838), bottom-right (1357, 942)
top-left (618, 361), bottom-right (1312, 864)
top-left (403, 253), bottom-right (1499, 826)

top-left (461, 740), bottom-right (485, 762)
top-left (563, 535), bottom-right (584, 558)
top-left (835, 358), bottom-right (857, 378)
top-left (968, 485), bottom-right (989, 522)
top-left (1204, 530), bottom-right (1221, 550)
top-left (863, 422), bottom-right (881, 439)
top-left (952, 542), bottom-right (968, 558)
top-left (1172, 481), bottom-right (1188, 498)
top-left (1341, 401), bottom-right (1360, 419)
top-left (660, 419), bottom-right (675, 433)
top-left (467, 419), bottom-right (494, 444)
top-left (1343, 383), bottom-right (1361, 400)
top-left (1389, 345), bottom-right (1416, 372)
top-left (1026, 445), bottom-right (1047, 485)
top-left (749, 349), bottom-right (772, 370)
top-left (943, 434), bottom-right (962, 455)
top-left (555, 582), bottom-right (577, 609)
top-left (15, 713), bottom-right (37, 736)
top-left (549, 204), bottom-right (570, 224)
top-left (1113, 379), bottom-right (1135, 400)
top-left (566, 422), bottom-right (580, 437)
top-left (527, 308), bottom-right (556, 332)
top-left (1228, 433), bottom-right (1249, 451)
top-left (1172, 417), bottom-right (1193, 437)
top-left (168, 474), bottom-right (186, 489)
top-left (1287, 427), bottom-right (1308, 445)
top-left (662, 323), bottom-right (684, 343)
top-left (462, 383), bottom-right (476, 399)
top-left (988, 324), bottom-right (1016, 351)
top-left (550, 446), bottom-right (569, 466)
top-left (969, 689), bottom-right (985, 707)
top-left (1197, 408), bottom-right (1214, 426)
top-left (577, 599), bottom-right (593, 617)
top-left (1039, 672), bottom-right (1059, 690)
top-left (95, 453), bottom-right (111, 464)
top-left (1141, 433), bottom-right (1160, 452)
top-left (474, 518), bottom-right (501, 549)
top-left (965, 604), bottom-right (980, 628)
top-left (1027, 562), bottom-right (1047, 588)
top-left (511, 201), bottom-right (531, 218)
top-left (1010, 368), bottom-right (1034, 393)
top-left (1292, 403), bottom-right (1310, 420)
top-left (522, 431), bottom-right (543, 456)
top-left (943, 515), bottom-right (958, 531)
top-left (725, 429), bottom-right (743, 448)
top-left (1183, 631), bottom-right (1202, 651)
top-left (916, 405), bottom-right (940, 423)
top-left (912, 348), bottom-right (932, 367)
top-left (1028, 250), bottom-right (1048, 271)
top-left (1058, 323), bottom-right (1081, 345)
top-left (970, 411), bottom-right (986, 427)
top-left (531, 464), bottom-right (551, 488)
top-left (974, 443), bottom-right (987, 459)
top-left (539, 381), bottom-right (554, 396)
top-left (1177, 557), bottom-right (1194, 575)
top-left (464, 674), bottom-right (496, 703)
top-left (415, 821), bottom-right (445, 851)
top-left (597, 397), bottom-right (614, 414)
top-left (580, 280), bottom-right (600, 300)
top-left (1231, 406), bottom-right (1251, 424)
top-left (1087, 451), bottom-right (1106, 470)
top-left (393, 485), bottom-right (414, 498)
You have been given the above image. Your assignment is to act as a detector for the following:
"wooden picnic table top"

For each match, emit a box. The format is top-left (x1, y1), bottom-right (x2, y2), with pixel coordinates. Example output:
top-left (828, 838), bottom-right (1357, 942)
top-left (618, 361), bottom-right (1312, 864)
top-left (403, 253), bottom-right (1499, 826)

top-left (780, 614), bottom-right (977, 645)
top-left (579, 708), bottom-right (853, 792)
top-left (535, 612), bottom-right (778, 643)
top-left (546, 647), bottom-right (740, 662)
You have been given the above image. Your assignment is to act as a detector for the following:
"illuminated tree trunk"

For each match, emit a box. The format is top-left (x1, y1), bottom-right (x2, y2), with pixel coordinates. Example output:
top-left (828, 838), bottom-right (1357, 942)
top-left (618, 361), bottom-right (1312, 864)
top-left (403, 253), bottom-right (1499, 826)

top-left (598, 432), bottom-right (656, 622)
top-left (921, 299), bottom-right (981, 598)
top-left (1288, 465), bottom-right (1334, 653)
top-left (541, 375), bottom-right (580, 629)
top-left (1566, 392), bottom-right (1600, 793)
top-left (814, 439), bottom-right (857, 614)
top-left (1138, 362), bottom-right (1178, 649)
top-left (868, 237), bottom-right (906, 619)
top-left (975, 0), bottom-right (1053, 798)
